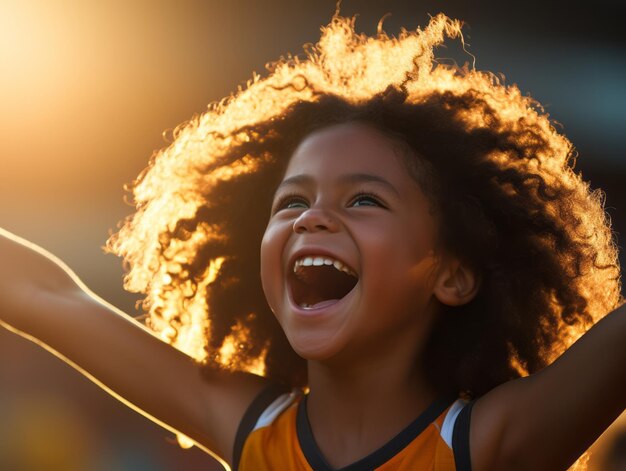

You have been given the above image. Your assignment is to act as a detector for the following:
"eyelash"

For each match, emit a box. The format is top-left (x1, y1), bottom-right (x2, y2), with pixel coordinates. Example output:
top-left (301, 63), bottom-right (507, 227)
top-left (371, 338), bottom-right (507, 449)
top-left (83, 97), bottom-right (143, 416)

top-left (272, 190), bottom-right (387, 214)
top-left (272, 192), bottom-right (308, 213)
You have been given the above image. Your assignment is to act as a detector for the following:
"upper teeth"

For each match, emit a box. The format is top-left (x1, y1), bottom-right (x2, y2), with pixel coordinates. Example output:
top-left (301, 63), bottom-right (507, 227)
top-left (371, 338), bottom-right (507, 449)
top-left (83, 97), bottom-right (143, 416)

top-left (293, 256), bottom-right (357, 277)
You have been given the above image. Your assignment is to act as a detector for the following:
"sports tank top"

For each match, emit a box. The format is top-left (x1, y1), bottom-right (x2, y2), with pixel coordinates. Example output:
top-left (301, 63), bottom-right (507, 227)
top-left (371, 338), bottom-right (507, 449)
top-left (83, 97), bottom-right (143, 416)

top-left (233, 383), bottom-right (474, 471)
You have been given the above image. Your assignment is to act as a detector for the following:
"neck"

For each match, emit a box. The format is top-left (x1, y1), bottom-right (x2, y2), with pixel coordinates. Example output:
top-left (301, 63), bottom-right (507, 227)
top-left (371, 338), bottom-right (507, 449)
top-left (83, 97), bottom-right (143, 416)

top-left (304, 332), bottom-right (439, 468)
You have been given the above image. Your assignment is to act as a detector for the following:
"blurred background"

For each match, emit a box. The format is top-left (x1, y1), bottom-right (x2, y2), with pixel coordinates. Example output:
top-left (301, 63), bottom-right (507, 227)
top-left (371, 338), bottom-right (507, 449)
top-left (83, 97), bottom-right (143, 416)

top-left (0, 0), bottom-right (624, 469)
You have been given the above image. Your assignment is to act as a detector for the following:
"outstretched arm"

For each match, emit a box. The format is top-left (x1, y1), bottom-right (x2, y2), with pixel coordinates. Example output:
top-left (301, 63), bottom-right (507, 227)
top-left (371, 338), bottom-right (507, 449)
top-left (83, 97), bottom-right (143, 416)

top-left (471, 301), bottom-right (626, 471)
top-left (0, 227), bottom-right (270, 469)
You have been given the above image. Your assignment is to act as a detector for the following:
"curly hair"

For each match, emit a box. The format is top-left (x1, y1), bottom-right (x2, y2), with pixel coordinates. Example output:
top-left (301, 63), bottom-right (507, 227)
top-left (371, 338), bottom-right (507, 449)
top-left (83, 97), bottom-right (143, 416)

top-left (104, 12), bottom-right (622, 397)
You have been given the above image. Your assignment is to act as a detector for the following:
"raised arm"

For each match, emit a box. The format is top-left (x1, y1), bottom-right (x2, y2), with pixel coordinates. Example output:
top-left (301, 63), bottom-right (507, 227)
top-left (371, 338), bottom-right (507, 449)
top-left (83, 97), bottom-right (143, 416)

top-left (471, 301), bottom-right (626, 470)
top-left (0, 227), bottom-right (270, 469)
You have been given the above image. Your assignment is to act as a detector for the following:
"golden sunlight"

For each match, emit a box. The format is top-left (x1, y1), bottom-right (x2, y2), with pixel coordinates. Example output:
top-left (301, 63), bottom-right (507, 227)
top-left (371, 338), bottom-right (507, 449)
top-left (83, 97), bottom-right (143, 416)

top-left (102, 13), bottom-right (622, 466)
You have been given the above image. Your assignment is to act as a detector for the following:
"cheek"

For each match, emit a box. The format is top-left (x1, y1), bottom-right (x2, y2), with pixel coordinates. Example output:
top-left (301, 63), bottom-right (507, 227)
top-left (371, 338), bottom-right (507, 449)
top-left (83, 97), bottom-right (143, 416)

top-left (360, 220), bottom-right (432, 288)
top-left (259, 223), bottom-right (284, 314)
top-left (359, 221), bottom-right (418, 266)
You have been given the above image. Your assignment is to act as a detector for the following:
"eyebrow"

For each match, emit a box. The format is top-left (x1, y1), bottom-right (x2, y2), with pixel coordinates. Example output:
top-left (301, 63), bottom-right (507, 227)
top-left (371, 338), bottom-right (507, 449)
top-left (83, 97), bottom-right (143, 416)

top-left (277, 173), bottom-right (400, 197)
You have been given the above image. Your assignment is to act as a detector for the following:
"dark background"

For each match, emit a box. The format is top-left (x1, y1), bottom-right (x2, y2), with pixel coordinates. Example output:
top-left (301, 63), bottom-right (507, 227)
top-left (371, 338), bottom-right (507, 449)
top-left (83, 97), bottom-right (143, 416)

top-left (1, 1), bottom-right (624, 469)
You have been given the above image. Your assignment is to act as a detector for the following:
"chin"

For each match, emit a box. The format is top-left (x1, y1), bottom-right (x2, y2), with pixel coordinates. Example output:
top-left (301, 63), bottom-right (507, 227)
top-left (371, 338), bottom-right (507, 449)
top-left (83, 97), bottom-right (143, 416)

top-left (286, 329), bottom-right (346, 362)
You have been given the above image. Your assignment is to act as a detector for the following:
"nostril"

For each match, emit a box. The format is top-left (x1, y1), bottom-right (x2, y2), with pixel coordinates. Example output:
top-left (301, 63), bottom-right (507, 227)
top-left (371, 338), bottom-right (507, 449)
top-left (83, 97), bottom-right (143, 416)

top-left (293, 220), bottom-right (330, 233)
top-left (293, 218), bottom-right (310, 233)
top-left (293, 209), bottom-right (338, 233)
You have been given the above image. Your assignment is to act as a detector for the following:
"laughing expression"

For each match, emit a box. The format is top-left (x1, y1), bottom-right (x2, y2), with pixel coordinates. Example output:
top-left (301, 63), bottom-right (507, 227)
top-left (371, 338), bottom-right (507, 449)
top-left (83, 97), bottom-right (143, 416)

top-left (260, 122), bottom-right (440, 363)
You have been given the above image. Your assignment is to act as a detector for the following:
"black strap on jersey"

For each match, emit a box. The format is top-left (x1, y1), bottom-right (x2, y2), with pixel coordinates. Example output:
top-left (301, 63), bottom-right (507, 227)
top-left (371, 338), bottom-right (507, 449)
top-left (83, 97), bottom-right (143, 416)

top-left (452, 400), bottom-right (475, 471)
top-left (297, 394), bottom-right (457, 471)
top-left (232, 382), bottom-right (290, 471)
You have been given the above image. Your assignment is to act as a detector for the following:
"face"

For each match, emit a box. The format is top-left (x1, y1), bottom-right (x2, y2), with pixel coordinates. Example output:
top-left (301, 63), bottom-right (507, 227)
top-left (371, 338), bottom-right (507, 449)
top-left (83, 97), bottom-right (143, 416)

top-left (260, 122), bottom-right (441, 363)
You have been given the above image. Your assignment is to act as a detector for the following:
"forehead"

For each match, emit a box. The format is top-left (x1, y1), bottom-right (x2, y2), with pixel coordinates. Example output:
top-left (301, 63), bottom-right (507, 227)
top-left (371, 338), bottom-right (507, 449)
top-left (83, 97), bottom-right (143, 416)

top-left (283, 122), bottom-right (409, 180)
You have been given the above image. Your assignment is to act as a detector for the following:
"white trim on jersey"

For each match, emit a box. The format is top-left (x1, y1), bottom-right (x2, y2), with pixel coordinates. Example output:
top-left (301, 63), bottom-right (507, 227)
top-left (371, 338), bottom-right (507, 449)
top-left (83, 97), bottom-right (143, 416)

top-left (439, 398), bottom-right (467, 448)
top-left (252, 388), bottom-right (302, 431)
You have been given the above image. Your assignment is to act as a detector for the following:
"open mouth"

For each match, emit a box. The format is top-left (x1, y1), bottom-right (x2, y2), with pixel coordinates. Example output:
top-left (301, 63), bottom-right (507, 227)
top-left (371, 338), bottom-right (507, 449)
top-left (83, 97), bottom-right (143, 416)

top-left (289, 256), bottom-right (359, 309)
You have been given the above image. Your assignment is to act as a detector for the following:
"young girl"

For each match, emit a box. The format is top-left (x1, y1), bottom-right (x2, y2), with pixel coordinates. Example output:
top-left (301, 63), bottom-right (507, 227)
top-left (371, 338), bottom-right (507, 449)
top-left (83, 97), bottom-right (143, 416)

top-left (1, 11), bottom-right (624, 471)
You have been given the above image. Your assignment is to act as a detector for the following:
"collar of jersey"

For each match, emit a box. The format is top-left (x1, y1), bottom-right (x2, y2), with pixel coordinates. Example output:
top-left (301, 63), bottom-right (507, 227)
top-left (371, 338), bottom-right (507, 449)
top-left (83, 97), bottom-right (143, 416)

top-left (296, 393), bottom-right (457, 471)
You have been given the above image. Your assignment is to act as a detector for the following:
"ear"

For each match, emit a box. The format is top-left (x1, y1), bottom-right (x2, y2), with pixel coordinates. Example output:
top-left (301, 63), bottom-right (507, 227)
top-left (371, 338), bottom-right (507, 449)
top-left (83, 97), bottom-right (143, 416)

top-left (432, 256), bottom-right (481, 307)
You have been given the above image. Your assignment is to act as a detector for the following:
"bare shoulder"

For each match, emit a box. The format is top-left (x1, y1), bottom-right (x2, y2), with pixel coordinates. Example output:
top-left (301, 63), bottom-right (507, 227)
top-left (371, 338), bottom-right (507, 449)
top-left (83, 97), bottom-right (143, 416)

top-left (0, 229), bottom-right (286, 468)
top-left (191, 366), bottom-right (279, 466)
top-left (468, 376), bottom-right (534, 471)
top-left (469, 305), bottom-right (626, 470)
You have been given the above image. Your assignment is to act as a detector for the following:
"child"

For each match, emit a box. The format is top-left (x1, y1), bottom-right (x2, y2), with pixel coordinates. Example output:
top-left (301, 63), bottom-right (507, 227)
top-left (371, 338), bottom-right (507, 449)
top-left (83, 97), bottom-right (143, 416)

top-left (1, 11), bottom-right (624, 471)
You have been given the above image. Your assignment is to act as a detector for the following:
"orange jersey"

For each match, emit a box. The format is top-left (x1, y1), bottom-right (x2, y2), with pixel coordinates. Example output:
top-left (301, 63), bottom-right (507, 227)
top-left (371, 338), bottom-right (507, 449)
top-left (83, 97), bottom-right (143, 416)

top-left (233, 384), bottom-right (473, 471)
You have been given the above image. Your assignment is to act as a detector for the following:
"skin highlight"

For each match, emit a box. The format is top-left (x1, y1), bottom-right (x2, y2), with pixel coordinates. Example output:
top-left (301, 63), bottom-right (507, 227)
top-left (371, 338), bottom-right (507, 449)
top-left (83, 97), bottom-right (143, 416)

top-left (260, 122), bottom-right (479, 467)
top-left (0, 12), bottom-right (623, 470)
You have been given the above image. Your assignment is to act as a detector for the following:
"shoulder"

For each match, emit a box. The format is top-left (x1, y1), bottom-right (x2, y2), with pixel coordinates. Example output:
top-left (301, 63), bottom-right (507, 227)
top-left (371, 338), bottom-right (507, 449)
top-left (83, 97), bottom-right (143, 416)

top-left (467, 376), bottom-right (537, 471)
top-left (446, 398), bottom-right (475, 471)
top-left (232, 384), bottom-right (303, 470)
top-left (425, 397), bottom-right (474, 470)
top-left (379, 396), bottom-right (474, 470)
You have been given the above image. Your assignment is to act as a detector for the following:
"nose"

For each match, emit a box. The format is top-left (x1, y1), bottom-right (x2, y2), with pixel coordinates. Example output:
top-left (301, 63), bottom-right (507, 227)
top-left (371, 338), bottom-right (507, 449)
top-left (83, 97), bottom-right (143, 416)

top-left (293, 207), bottom-right (339, 234)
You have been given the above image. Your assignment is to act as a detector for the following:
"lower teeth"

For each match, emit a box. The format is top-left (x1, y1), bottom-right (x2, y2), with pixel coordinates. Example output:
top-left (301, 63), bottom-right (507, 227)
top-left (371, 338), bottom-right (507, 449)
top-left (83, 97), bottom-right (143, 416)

top-left (299, 299), bottom-right (339, 309)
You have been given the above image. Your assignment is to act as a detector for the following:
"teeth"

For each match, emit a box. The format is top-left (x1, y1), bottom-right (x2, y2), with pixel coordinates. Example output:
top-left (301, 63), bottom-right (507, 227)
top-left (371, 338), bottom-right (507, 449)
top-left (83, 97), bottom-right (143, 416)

top-left (293, 255), bottom-right (357, 277)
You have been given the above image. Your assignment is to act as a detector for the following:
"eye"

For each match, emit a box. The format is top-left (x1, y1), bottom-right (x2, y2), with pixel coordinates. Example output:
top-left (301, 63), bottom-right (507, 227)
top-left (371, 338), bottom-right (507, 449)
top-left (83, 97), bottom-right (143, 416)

top-left (272, 193), bottom-right (309, 213)
top-left (285, 198), bottom-right (308, 209)
top-left (350, 193), bottom-right (386, 208)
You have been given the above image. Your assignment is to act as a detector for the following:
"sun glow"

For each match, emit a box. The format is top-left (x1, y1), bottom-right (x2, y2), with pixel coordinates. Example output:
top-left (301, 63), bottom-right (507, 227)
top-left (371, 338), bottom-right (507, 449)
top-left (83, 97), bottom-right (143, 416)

top-left (104, 12), bottom-right (622, 466)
